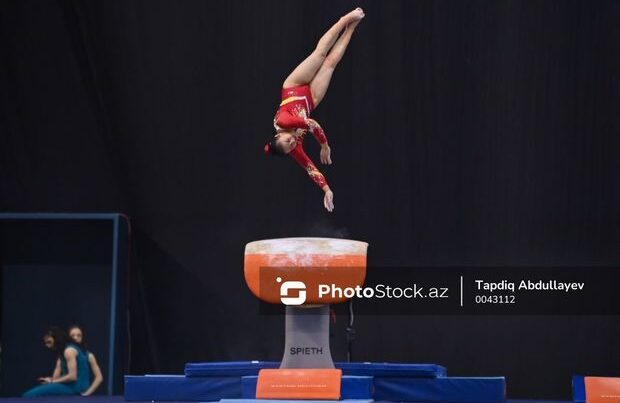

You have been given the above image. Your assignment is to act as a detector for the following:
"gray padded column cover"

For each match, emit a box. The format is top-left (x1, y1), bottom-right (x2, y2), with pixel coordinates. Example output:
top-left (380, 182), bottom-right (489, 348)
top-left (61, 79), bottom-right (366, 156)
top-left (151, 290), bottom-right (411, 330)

top-left (280, 305), bottom-right (334, 369)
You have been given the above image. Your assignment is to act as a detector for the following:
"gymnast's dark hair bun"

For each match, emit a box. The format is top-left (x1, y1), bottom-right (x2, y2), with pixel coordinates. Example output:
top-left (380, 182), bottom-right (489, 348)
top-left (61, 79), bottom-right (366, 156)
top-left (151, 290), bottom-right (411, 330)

top-left (264, 139), bottom-right (285, 156)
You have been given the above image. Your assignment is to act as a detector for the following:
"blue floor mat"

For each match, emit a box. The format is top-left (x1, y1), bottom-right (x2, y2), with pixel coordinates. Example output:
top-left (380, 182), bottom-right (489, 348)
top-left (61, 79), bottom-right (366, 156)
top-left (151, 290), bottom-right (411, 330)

top-left (123, 374), bottom-right (505, 402)
top-left (185, 361), bottom-right (446, 378)
top-left (0, 397), bottom-right (571, 402)
top-left (374, 376), bottom-right (506, 402)
top-left (124, 375), bottom-right (241, 401)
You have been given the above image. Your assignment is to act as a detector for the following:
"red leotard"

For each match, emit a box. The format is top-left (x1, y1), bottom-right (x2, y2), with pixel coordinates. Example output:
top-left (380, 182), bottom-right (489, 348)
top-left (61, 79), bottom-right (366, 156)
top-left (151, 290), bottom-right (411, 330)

top-left (273, 85), bottom-right (329, 190)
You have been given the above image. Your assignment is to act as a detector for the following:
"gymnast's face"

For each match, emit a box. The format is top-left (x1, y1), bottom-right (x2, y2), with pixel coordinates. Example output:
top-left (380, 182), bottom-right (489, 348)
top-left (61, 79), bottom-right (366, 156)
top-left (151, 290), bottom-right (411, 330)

top-left (43, 335), bottom-right (54, 349)
top-left (69, 327), bottom-right (83, 344)
top-left (275, 132), bottom-right (297, 154)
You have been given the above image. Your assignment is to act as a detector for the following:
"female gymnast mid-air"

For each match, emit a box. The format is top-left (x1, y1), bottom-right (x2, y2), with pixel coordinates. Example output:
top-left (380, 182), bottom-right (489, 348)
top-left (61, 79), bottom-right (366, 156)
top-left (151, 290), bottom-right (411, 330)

top-left (264, 8), bottom-right (365, 212)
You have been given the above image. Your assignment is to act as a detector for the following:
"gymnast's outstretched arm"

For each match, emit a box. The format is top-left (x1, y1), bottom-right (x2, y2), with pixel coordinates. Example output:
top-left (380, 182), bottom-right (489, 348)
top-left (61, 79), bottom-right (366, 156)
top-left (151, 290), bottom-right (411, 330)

top-left (289, 146), bottom-right (334, 212)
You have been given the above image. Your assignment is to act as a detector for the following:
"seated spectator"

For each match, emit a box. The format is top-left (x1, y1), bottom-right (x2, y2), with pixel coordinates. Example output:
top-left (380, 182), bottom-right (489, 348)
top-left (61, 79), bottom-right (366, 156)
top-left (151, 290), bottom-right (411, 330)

top-left (22, 327), bottom-right (90, 398)
top-left (68, 324), bottom-right (104, 395)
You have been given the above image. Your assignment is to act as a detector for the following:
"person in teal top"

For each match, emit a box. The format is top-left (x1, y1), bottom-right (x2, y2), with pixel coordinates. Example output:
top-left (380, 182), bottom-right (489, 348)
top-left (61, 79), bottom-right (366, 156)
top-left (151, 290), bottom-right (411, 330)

top-left (22, 327), bottom-right (91, 398)
top-left (68, 324), bottom-right (104, 396)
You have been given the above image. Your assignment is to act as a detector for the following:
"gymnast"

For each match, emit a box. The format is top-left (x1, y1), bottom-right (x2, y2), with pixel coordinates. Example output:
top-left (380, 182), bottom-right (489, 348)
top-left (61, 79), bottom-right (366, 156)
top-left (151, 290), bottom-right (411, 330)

top-left (68, 324), bottom-right (104, 396)
top-left (22, 327), bottom-right (90, 398)
top-left (264, 8), bottom-right (365, 212)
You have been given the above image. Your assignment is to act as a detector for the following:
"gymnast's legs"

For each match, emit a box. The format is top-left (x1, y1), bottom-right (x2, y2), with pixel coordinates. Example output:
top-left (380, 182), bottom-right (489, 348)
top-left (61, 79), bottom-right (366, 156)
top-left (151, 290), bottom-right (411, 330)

top-left (282, 7), bottom-right (364, 107)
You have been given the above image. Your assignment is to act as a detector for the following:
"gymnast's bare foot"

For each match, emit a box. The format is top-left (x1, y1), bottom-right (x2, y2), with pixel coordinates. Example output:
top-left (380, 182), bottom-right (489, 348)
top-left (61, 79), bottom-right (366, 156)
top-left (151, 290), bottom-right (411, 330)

top-left (343, 7), bottom-right (365, 24)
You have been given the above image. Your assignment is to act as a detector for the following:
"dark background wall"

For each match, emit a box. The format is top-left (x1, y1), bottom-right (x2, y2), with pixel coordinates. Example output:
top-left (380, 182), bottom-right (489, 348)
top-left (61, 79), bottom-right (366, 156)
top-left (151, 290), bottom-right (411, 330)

top-left (1, 0), bottom-right (619, 399)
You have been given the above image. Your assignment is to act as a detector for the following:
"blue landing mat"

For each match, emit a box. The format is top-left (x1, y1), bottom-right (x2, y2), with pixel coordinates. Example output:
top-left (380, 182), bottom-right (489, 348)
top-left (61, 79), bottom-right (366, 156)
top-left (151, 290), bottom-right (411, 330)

top-left (185, 361), bottom-right (446, 378)
top-left (127, 361), bottom-right (500, 402)
top-left (241, 375), bottom-right (374, 399)
top-left (0, 397), bottom-right (570, 402)
top-left (125, 374), bottom-right (505, 402)
top-left (124, 375), bottom-right (240, 401)
top-left (338, 362), bottom-right (447, 378)
top-left (185, 361), bottom-right (280, 377)
top-left (374, 376), bottom-right (506, 402)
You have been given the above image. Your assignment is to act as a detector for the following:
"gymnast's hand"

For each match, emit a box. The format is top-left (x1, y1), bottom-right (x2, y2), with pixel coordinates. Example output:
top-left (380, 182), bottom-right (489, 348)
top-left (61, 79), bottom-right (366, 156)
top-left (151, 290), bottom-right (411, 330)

top-left (320, 143), bottom-right (332, 165)
top-left (38, 377), bottom-right (52, 384)
top-left (323, 187), bottom-right (334, 212)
